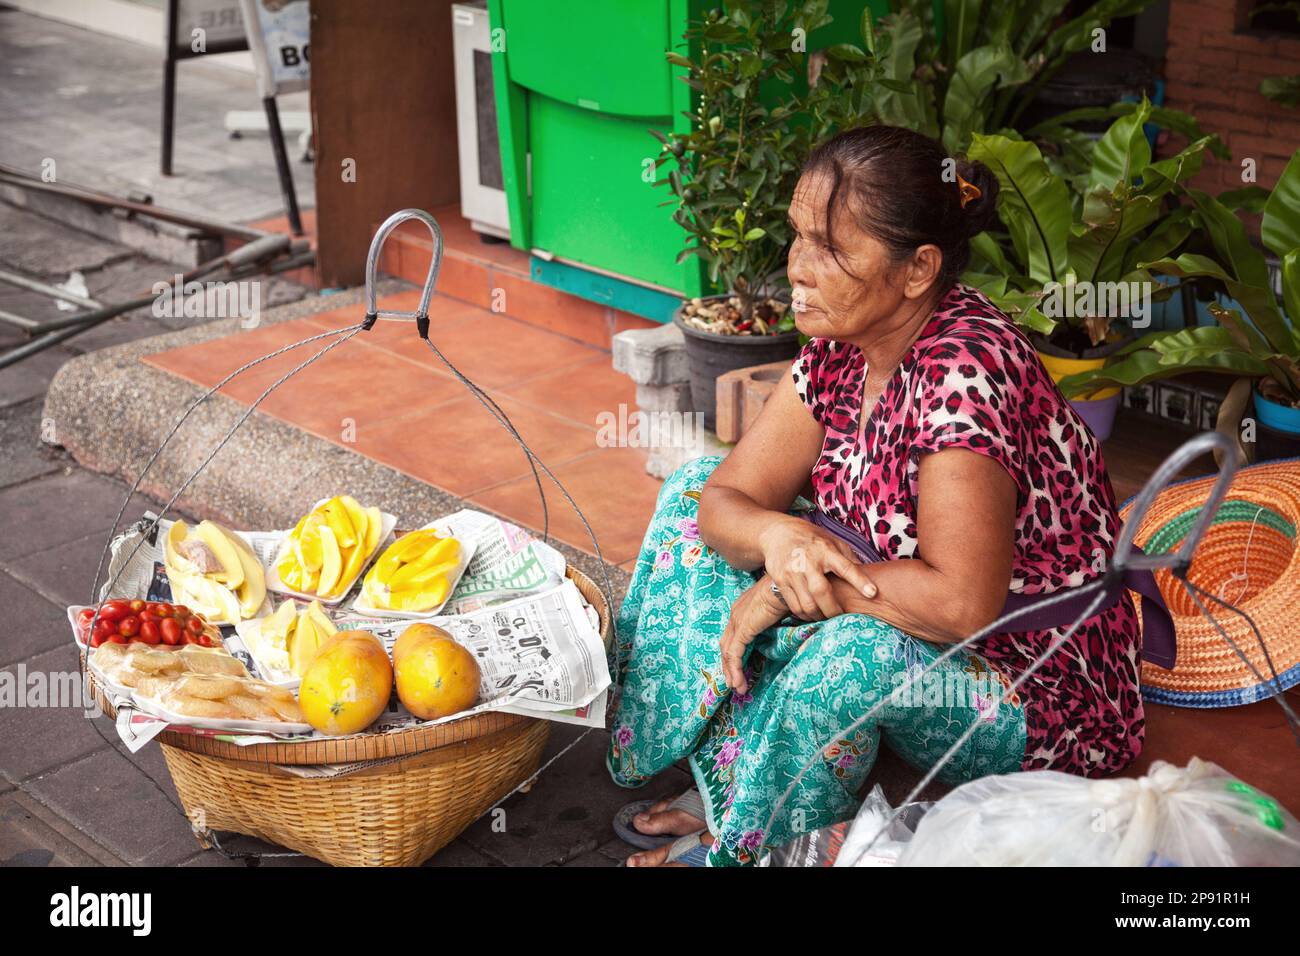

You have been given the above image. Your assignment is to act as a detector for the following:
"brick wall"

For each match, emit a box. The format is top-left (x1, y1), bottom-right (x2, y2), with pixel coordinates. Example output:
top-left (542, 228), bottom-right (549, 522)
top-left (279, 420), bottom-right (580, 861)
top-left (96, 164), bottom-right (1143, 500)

top-left (1164, 0), bottom-right (1300, 197)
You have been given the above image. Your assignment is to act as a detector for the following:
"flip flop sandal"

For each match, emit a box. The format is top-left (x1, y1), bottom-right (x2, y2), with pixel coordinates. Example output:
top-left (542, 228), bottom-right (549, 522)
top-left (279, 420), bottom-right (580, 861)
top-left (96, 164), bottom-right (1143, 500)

top-left (664, 831), bottom-right (710, 867)
top-left (620, 830), bottom-right (710, 868)
top-left (612, 788), bottom-right (709, 851)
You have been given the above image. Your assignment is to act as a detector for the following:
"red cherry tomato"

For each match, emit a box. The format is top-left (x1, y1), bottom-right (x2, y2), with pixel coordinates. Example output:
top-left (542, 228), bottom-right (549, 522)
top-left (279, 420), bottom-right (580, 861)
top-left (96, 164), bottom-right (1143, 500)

top-left (108, 632), bottom-right (127, 644)
top-left (160, 618), bottom-right (182, 645)
top-left (186, 616), bottom-right (205, 636)
top-left (118, 616), bottom-right (140, 638)
top-left (89, 632), bottom-right (104, 648)
top-left (92, 618), bottom-right (114, 641)
top-left (99, 600), bottom-right (130, 622)
top-left (129, 599), bottom-right (145, 613)
top-left (145, 601), bottom-right (168, 616)
top-left (138, 620), bottom-right (161, 645)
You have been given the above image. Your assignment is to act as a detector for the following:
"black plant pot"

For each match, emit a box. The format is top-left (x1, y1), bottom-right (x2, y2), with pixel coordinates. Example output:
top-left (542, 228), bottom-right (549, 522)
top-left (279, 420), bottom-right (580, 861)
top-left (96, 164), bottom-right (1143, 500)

top-left (673, 296), bottom-right (801, 431)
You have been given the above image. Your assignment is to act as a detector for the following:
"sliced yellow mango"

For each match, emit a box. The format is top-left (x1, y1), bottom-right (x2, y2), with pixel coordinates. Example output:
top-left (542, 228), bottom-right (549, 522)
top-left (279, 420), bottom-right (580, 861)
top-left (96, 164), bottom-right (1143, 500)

top-left (321, 497), bottom-right (357, 550)
top-left (337, 507), bottom-right (370, 588)
top-left (383, 577), bottom-right (450, 612)
top-left (316, 525), bottom-right (343, 597)
top-left (288, 612), bottom-right (322, 677)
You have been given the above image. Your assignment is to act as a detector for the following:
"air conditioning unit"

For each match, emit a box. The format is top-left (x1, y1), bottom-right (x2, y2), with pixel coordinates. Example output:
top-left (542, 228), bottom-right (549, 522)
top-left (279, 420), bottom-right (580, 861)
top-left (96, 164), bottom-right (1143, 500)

top-left (452, 1), bottom-right (509, 240)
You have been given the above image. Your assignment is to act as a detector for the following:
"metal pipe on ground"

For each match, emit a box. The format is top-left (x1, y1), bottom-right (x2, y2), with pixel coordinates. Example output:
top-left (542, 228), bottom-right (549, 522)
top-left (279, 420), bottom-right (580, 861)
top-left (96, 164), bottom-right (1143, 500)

top-left (6, 234), bottom-right (296, 336)
top-left (0, 164), bottom-right (269, 242)
top-left (0, 268), bottom-right (103, 315)
top-left (0, 248), bottom-right (316, 371)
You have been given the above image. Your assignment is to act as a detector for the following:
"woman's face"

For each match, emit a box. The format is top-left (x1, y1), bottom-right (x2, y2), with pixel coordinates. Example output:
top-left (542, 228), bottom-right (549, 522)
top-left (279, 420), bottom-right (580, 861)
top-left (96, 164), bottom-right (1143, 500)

top-left (785, 170), bottom-right (935, 341)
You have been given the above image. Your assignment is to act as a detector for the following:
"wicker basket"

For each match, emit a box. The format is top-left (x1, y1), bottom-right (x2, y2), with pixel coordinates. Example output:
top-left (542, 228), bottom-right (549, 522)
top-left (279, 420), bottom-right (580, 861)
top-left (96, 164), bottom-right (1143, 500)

top-left (94, 567), bottom-right (610, 866)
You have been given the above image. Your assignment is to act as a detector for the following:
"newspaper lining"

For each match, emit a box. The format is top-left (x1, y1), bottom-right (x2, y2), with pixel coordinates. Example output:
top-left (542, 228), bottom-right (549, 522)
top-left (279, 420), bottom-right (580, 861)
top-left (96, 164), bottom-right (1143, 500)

top-left (90, 508), bottom-right (612, 751)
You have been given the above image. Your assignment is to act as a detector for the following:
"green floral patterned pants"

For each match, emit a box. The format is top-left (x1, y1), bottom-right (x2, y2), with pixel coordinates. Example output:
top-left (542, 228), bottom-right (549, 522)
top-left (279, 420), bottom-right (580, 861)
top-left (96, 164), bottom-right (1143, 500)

top-left (607, 456), bottom-right (1028, 866)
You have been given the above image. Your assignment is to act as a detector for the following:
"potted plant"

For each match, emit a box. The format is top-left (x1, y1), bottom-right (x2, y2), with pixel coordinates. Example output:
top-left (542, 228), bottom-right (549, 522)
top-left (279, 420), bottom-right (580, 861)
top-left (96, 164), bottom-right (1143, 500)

top-left (653, 3), bottom-right (823, 429)
top-left (963, 100), bottom-right (1216, 440)
top-left (1058, 150), bottom-right (1300, 461)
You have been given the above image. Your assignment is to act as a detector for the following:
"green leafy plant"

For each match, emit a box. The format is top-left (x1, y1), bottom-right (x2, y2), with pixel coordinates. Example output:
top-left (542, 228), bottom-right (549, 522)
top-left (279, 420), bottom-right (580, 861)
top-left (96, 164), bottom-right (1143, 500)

top-left (1058, 150), bottom-right (1300, 407)
top-left (653, 0), bottom-right (833, 329)
top-left (810, 0), bottom-right (1220, 181)
top-left (963, 99), bottom-right (1217, 351)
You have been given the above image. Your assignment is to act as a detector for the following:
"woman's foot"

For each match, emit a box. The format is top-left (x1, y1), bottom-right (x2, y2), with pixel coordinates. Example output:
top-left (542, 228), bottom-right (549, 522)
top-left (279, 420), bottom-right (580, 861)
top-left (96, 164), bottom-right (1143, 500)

top-left (626, 831), bottom-right (711, 867)
top-left (631, 793), bottom-right (706, 840)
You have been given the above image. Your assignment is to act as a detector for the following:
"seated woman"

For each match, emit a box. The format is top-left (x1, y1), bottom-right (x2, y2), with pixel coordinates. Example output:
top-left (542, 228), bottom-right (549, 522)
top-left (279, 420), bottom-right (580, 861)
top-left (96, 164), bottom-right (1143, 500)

top-left (607, 125), bottom-right (1144, 867)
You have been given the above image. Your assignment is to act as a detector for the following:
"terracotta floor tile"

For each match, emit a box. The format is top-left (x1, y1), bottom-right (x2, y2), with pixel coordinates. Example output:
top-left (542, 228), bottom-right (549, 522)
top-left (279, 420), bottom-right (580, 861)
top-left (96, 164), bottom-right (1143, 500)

top-left (210, 325), bottom-right (373, 404)
top-left (426, 203), bottom-right (530, 274)
top-left (351, 392), bottom-right (603, 497)
top-left (501, 354), bottom-right (637, 430)
top-left (401, 242), bottom-right (496, 310)
top-left (142, 318), bottom-right (332, 390)
top-left (247, 208), bottom-right (318, 240)
top-left (385, 207), bottom-right (529, 275)
top-left (492, 269), bottom-right (616, 348)
top-left (251, 341), bottom-right (467, 441)
top-left (468, 447), bottom-right (661, 564)
top-left (371, 312), bottom-right (602, 388)
top-left (327, 294), bottom-right (488, 365)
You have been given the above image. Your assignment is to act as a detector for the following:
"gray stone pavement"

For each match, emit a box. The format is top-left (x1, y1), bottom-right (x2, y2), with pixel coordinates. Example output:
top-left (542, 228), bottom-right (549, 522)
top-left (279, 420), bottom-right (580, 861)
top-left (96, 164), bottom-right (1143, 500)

top-left (1, 7), bottom-right (313, 228)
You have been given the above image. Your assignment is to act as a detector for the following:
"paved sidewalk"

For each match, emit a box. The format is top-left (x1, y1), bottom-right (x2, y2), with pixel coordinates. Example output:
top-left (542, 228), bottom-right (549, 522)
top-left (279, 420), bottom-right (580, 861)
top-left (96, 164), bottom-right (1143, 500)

top-left (1, 7), bottom-right (313, 226)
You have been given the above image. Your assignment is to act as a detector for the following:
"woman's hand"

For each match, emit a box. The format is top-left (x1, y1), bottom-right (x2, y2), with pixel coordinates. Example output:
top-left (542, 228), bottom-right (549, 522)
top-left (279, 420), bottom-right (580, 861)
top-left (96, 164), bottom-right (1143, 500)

top-left (757, 515), bottom-right (877, 621)
top-left (720, 576), bottom-right (789, 694)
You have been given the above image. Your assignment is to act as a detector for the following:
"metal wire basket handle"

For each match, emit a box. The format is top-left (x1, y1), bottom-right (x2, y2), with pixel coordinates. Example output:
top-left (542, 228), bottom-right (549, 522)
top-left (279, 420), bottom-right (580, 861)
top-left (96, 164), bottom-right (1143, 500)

top-left (1114, 430), bottom-right (1242, 575)
top-left (363, 208), bottom-right (445, 338)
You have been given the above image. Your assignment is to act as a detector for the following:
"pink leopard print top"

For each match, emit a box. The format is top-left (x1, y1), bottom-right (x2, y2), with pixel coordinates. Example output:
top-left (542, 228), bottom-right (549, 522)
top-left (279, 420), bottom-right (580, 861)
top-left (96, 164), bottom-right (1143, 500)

top-left (791, 283), bottom-right (1142, 776)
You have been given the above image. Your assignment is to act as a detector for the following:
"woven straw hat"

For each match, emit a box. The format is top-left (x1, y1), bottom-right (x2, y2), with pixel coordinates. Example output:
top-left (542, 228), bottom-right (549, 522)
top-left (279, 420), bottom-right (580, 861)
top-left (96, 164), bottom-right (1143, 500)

top-left (1119, 459), bottom-right (1300, 708)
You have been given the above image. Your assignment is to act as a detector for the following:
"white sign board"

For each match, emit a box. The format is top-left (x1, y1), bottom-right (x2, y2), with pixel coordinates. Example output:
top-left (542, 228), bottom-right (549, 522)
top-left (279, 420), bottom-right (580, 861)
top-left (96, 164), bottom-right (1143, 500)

top-left (173, 0), bottom-right (246, 52)
top-left (238, 0), bottom-right (311, 98)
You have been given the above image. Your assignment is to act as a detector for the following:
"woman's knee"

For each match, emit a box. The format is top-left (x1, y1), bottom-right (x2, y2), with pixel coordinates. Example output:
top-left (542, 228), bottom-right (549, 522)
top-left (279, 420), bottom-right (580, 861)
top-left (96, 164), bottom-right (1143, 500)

top-left (781, 613), bottom-right (912, 691)
top-left (659, 455), bottom-right (725, 501)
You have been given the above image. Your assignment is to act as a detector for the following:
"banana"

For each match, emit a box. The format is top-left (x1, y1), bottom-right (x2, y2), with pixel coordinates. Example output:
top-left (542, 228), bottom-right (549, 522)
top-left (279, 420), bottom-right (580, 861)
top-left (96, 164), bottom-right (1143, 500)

top-left (163, 519), bottom-right (266, 620)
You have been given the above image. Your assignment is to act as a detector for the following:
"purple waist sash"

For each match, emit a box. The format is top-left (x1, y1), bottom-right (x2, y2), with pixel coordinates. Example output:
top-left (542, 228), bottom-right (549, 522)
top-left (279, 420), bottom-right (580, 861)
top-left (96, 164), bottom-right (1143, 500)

top-left (801, 508), bottom-right (1176, 670)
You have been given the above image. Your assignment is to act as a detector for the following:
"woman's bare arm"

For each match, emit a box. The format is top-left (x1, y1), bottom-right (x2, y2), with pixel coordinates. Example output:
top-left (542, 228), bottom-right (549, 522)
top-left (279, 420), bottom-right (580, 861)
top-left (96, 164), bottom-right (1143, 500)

top-left (697, 365), bottom-right (827, 571)
top-left (827, 447), bottom-right (1018, 643)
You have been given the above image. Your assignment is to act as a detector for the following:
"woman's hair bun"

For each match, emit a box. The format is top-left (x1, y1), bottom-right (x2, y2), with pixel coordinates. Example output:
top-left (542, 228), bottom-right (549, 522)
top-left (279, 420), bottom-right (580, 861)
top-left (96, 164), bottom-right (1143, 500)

top-left (955, 159), bottom-right (1000, 238)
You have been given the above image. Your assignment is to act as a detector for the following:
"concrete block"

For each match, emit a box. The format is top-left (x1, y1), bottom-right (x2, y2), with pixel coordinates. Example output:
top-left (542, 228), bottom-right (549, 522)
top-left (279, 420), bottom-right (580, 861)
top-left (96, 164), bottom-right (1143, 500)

top-left (645, 427), bottom-right (732, 481)
top-left (612, 324), bottom-right (689, 386)
top-left (634, 381), bottom-right (693, 415)
top-left (714, 360), bottom-right (790, 443)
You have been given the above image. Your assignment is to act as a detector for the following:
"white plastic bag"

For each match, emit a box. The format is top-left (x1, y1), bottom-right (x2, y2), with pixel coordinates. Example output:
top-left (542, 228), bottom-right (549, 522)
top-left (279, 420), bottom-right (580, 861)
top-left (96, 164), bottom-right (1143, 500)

top-left (836, 785), bottom-right (931, 867)
top-left (763, 785), bottom-right (931, 867)
top-left (898, 758), bottom-right (1300, 867)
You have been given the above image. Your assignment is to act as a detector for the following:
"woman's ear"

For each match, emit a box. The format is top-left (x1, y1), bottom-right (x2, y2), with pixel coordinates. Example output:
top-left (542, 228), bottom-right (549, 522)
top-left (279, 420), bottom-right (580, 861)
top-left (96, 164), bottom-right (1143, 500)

top-left (902, 245), bottom-right (943, 300)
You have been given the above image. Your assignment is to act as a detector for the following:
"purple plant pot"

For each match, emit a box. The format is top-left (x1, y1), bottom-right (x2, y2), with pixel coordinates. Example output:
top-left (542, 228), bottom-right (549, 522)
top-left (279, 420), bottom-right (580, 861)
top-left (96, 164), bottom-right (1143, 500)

top-left (1070, 393), bottom-right (1121, 442)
